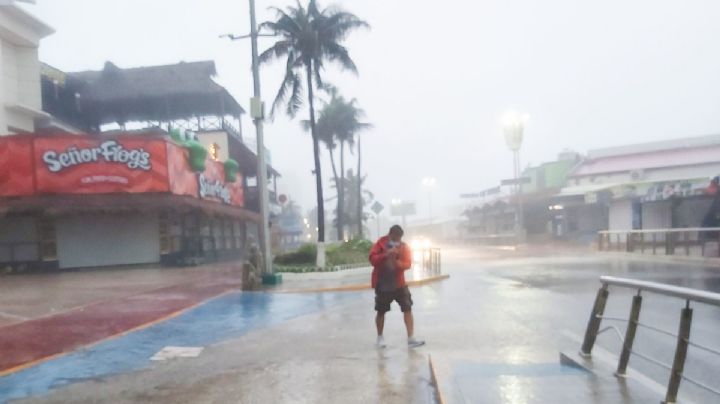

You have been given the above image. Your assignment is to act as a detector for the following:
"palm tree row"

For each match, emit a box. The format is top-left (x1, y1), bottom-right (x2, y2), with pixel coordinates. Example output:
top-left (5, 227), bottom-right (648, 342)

top-left (259, 0), bottom-right (370, 260)
top-left (314, 90), bottom-right (371, 240)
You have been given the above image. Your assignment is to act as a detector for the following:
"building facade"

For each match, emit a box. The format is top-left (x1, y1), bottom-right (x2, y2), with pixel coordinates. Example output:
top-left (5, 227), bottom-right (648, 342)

top-left (0, 2), bottom-right (53, 134)
top-left (0, 131), bottom-right (254, 270)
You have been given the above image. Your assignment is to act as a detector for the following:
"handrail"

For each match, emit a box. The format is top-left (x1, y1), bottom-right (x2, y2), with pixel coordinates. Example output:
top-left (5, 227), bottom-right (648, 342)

top-left (600, 276), bottom-right (720, 307)
top-left (580, 276), bottom-right (720, 403)
top-left (599, 227), bottom-right (720, 235)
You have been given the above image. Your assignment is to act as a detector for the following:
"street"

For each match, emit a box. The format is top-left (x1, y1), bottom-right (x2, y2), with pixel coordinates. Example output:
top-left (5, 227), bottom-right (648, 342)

top-left (1, 247), bottom-right (719, 403)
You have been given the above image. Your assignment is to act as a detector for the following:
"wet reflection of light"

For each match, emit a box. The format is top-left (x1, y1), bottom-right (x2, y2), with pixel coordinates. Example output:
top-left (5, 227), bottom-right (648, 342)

top-left (498, 375), bottom-right (531, 404)
top-left (502, 347), bottom-right (532, 365)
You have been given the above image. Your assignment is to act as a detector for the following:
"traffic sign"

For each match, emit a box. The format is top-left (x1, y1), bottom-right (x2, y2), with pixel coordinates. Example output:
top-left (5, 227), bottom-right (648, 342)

top-left (371, 201), bottom-right (384, 215)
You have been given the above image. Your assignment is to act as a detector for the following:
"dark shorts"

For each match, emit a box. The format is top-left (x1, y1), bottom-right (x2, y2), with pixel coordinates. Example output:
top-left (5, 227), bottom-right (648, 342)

top-left (375, 286), bottom-right (413, 313)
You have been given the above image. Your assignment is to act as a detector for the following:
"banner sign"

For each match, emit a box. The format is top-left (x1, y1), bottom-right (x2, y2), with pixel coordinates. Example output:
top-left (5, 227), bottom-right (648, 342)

top-left (34, 137), bottom-right (169, 194)
top-left (0, 137), bottom-right (34, 196)
top-left (0, 134), bottom-right (244, 208)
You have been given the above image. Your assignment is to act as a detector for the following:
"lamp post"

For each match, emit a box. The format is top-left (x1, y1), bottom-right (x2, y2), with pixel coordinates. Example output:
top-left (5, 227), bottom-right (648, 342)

top-left (422, 177), bottom-right (436, 221)
top-left (503, 112), bottom-right (528, 243)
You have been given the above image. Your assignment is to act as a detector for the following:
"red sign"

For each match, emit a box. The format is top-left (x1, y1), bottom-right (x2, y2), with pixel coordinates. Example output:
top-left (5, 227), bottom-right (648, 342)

top-left (0, 134), bottom-right (244, 208)
top-left (198, 158), bottom-right (244, 206)
top-left (167, 142), bottom-right (198, 197)
top-left (0, 136), bottom-right (34, 196)
top-left (34, 136), bottom-right (170, 194)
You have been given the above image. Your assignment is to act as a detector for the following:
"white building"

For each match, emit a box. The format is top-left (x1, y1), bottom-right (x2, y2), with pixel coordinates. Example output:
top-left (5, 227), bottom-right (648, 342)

top-left (0, 1), bottom-right (53, 134)
top-left (564, 135), bottom-right (720, 231)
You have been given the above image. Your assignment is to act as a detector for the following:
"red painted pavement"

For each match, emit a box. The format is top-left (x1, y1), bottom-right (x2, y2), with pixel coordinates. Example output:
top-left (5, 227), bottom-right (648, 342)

top-left (0, 275), bottom-right (241, 374)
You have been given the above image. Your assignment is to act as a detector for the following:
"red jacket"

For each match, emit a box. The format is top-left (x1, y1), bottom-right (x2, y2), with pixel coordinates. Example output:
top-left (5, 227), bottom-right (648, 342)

top-left (369, 236), bottom-right (412, 289)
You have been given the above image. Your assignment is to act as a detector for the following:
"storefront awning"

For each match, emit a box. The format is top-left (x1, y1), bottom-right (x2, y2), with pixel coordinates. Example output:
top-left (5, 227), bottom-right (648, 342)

top-left (0, 193), bottom-right (261, 222)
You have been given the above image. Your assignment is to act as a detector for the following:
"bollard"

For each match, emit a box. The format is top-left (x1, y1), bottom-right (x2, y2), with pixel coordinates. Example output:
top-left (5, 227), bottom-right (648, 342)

top-left (581, 285), bottom-right (610, 356)
top-left (663, 304), bottom-right (693, 404)
top-left (616, 293), bottom-right (642, 376)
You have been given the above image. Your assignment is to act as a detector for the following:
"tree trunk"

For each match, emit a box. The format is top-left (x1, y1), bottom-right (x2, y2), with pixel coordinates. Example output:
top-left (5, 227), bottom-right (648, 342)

top-left (339, 139), bottom-right (345, 241)
top-left (306, 62), bottom-right (324, 244)
top-left (328, 144), bottom-right (342, 241)
top-left (357, 135), bottom-right (363, 238)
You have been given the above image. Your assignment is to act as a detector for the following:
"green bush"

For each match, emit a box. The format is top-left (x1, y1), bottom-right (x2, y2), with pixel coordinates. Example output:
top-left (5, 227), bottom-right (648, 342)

top-left (273, 239), bottom-right (372, 267)
top-left (273, 243), bottom-right (317, 265)
top-left (326, 237), bottom-right (372, 266)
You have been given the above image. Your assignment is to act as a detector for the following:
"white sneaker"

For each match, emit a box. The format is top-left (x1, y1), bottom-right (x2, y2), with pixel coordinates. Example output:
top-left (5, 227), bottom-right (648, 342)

top-left (408, 337), bottom-right (425, 348)
top-left (376, 336), bottom-right (387, 348)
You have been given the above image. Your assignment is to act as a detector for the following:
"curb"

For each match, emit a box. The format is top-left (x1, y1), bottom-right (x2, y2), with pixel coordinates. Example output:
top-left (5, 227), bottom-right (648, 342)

top-left (428, 355), bottom-right (446, 404)
top-left (274, 274), bottom-right (450, 293)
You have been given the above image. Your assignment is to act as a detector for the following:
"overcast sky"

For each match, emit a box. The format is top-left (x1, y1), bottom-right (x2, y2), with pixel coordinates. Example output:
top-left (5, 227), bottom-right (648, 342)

top-left (30, 0), bottom-right (720, 221)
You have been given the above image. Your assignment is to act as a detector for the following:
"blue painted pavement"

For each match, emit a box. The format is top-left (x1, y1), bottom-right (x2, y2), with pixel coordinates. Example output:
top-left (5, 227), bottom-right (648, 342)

top-left (0, 291), bottom-right (361, 404)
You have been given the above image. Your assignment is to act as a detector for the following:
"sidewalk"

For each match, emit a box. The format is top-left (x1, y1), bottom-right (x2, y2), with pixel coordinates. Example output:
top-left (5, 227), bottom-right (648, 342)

top-left (0, 262), bottom-right (448, 378)
top-left (0, 263), bottom-right (244, 375)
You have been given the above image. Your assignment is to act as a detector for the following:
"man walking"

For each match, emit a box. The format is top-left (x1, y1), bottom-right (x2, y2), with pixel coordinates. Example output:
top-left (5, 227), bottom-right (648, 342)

top-left (369, 225), bottom-right (425, 348)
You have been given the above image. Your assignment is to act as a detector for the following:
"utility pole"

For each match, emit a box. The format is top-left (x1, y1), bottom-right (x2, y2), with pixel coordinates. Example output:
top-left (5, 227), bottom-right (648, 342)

top-left (220, 1), bottom-right (275, 275)
top-left (248, 0), bottom-right (272, 274)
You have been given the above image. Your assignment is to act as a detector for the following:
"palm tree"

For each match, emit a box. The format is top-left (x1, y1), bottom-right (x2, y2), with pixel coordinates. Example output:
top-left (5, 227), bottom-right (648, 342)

top-left (307, 91), bottom-right (371, 240)
top-left (344, 169), bottom-right (374, 237)
top-left (259, 1), bottom-right (368, 251)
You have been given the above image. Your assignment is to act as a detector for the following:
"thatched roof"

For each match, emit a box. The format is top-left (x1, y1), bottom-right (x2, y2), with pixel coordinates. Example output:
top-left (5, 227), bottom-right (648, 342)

top-left (70, 61), bottom-right (244, 125)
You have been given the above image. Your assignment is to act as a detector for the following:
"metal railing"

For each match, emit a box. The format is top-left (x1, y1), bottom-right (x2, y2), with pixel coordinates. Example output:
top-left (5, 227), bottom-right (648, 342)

top-left (415, 247), bottom-right (442, 276)
top-left (580, 276), bottom-right (720, 403)
top-left (597, 227), bottom-right (720, 257)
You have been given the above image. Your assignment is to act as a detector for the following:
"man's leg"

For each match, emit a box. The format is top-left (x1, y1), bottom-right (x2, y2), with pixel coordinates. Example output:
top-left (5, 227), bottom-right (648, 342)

top-left (399, 287), bottom-right (425, 347)
top-left (376, 312), bottom-right (385, 336)
top-left (403, 310), bottom-right (414, 338)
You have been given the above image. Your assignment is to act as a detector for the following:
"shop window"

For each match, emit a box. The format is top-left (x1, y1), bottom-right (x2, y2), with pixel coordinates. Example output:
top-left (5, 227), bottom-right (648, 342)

top-left (225, 220), bottom-right (233, 250)
top-left (159, 212), bottom-right (170, 254)
top-left (235, 221), bottom-right (243, 249)
top-left (37, 218), bottom-right (57, 261)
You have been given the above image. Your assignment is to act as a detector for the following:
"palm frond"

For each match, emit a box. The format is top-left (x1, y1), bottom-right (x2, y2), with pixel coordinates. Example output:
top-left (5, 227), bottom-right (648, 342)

top-left (269, 51), bottom-right (299, 118)
top-left (321, 42), bottom-right (358, 74)
top-left (258, 40), bottom-right (290, 66)
top-left (285, 72), bottom-right (304, 117)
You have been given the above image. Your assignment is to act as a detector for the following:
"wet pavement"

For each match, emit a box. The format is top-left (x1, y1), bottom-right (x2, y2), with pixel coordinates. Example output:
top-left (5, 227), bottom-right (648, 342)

top-left (1, 247), bottom-right (720, 403)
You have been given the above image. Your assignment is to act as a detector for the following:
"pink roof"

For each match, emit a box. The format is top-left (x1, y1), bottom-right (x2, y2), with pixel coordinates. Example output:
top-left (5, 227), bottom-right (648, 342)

top-left (572, 145), bottom-right (720, 177)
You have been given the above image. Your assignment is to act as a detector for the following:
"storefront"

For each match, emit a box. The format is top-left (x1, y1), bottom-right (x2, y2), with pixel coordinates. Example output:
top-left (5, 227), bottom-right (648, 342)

top-left (0, 131), bottom-right (258, 270)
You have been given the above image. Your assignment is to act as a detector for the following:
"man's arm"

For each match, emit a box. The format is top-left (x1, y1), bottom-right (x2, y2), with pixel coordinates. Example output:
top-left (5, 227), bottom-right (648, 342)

top-left (397, 243), bottom-right (413, 271)
top-left (369, 240), bottom-right (387, 267)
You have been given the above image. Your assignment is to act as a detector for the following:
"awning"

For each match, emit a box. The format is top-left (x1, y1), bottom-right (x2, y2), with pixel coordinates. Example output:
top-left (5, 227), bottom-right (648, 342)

top-left (558, 183), bottom-right (619, 197)
top-left (0, 193), bottom-right (261, 222)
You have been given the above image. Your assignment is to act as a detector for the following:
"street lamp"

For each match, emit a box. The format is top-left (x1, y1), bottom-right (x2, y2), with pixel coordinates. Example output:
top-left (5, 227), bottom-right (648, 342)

top-left (502, 112), bottom-right (529, 243)
top-left (422, 177), bottom-right (436, 221)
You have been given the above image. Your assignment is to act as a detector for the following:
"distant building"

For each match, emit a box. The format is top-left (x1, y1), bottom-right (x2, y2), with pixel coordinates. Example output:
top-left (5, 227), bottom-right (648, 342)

top-left (0, 2), bottom-right (53, 134)
top-left (565, 135), bottom-right (720, 232)
top-left (460, 135), bottom-right (720, 244)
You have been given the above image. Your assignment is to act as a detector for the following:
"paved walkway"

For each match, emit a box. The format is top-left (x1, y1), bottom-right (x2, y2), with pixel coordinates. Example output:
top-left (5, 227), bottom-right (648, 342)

top-left (0, 267), bottom-right (242, 375)
top-left (0, 261), bottom-right (443, 379)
